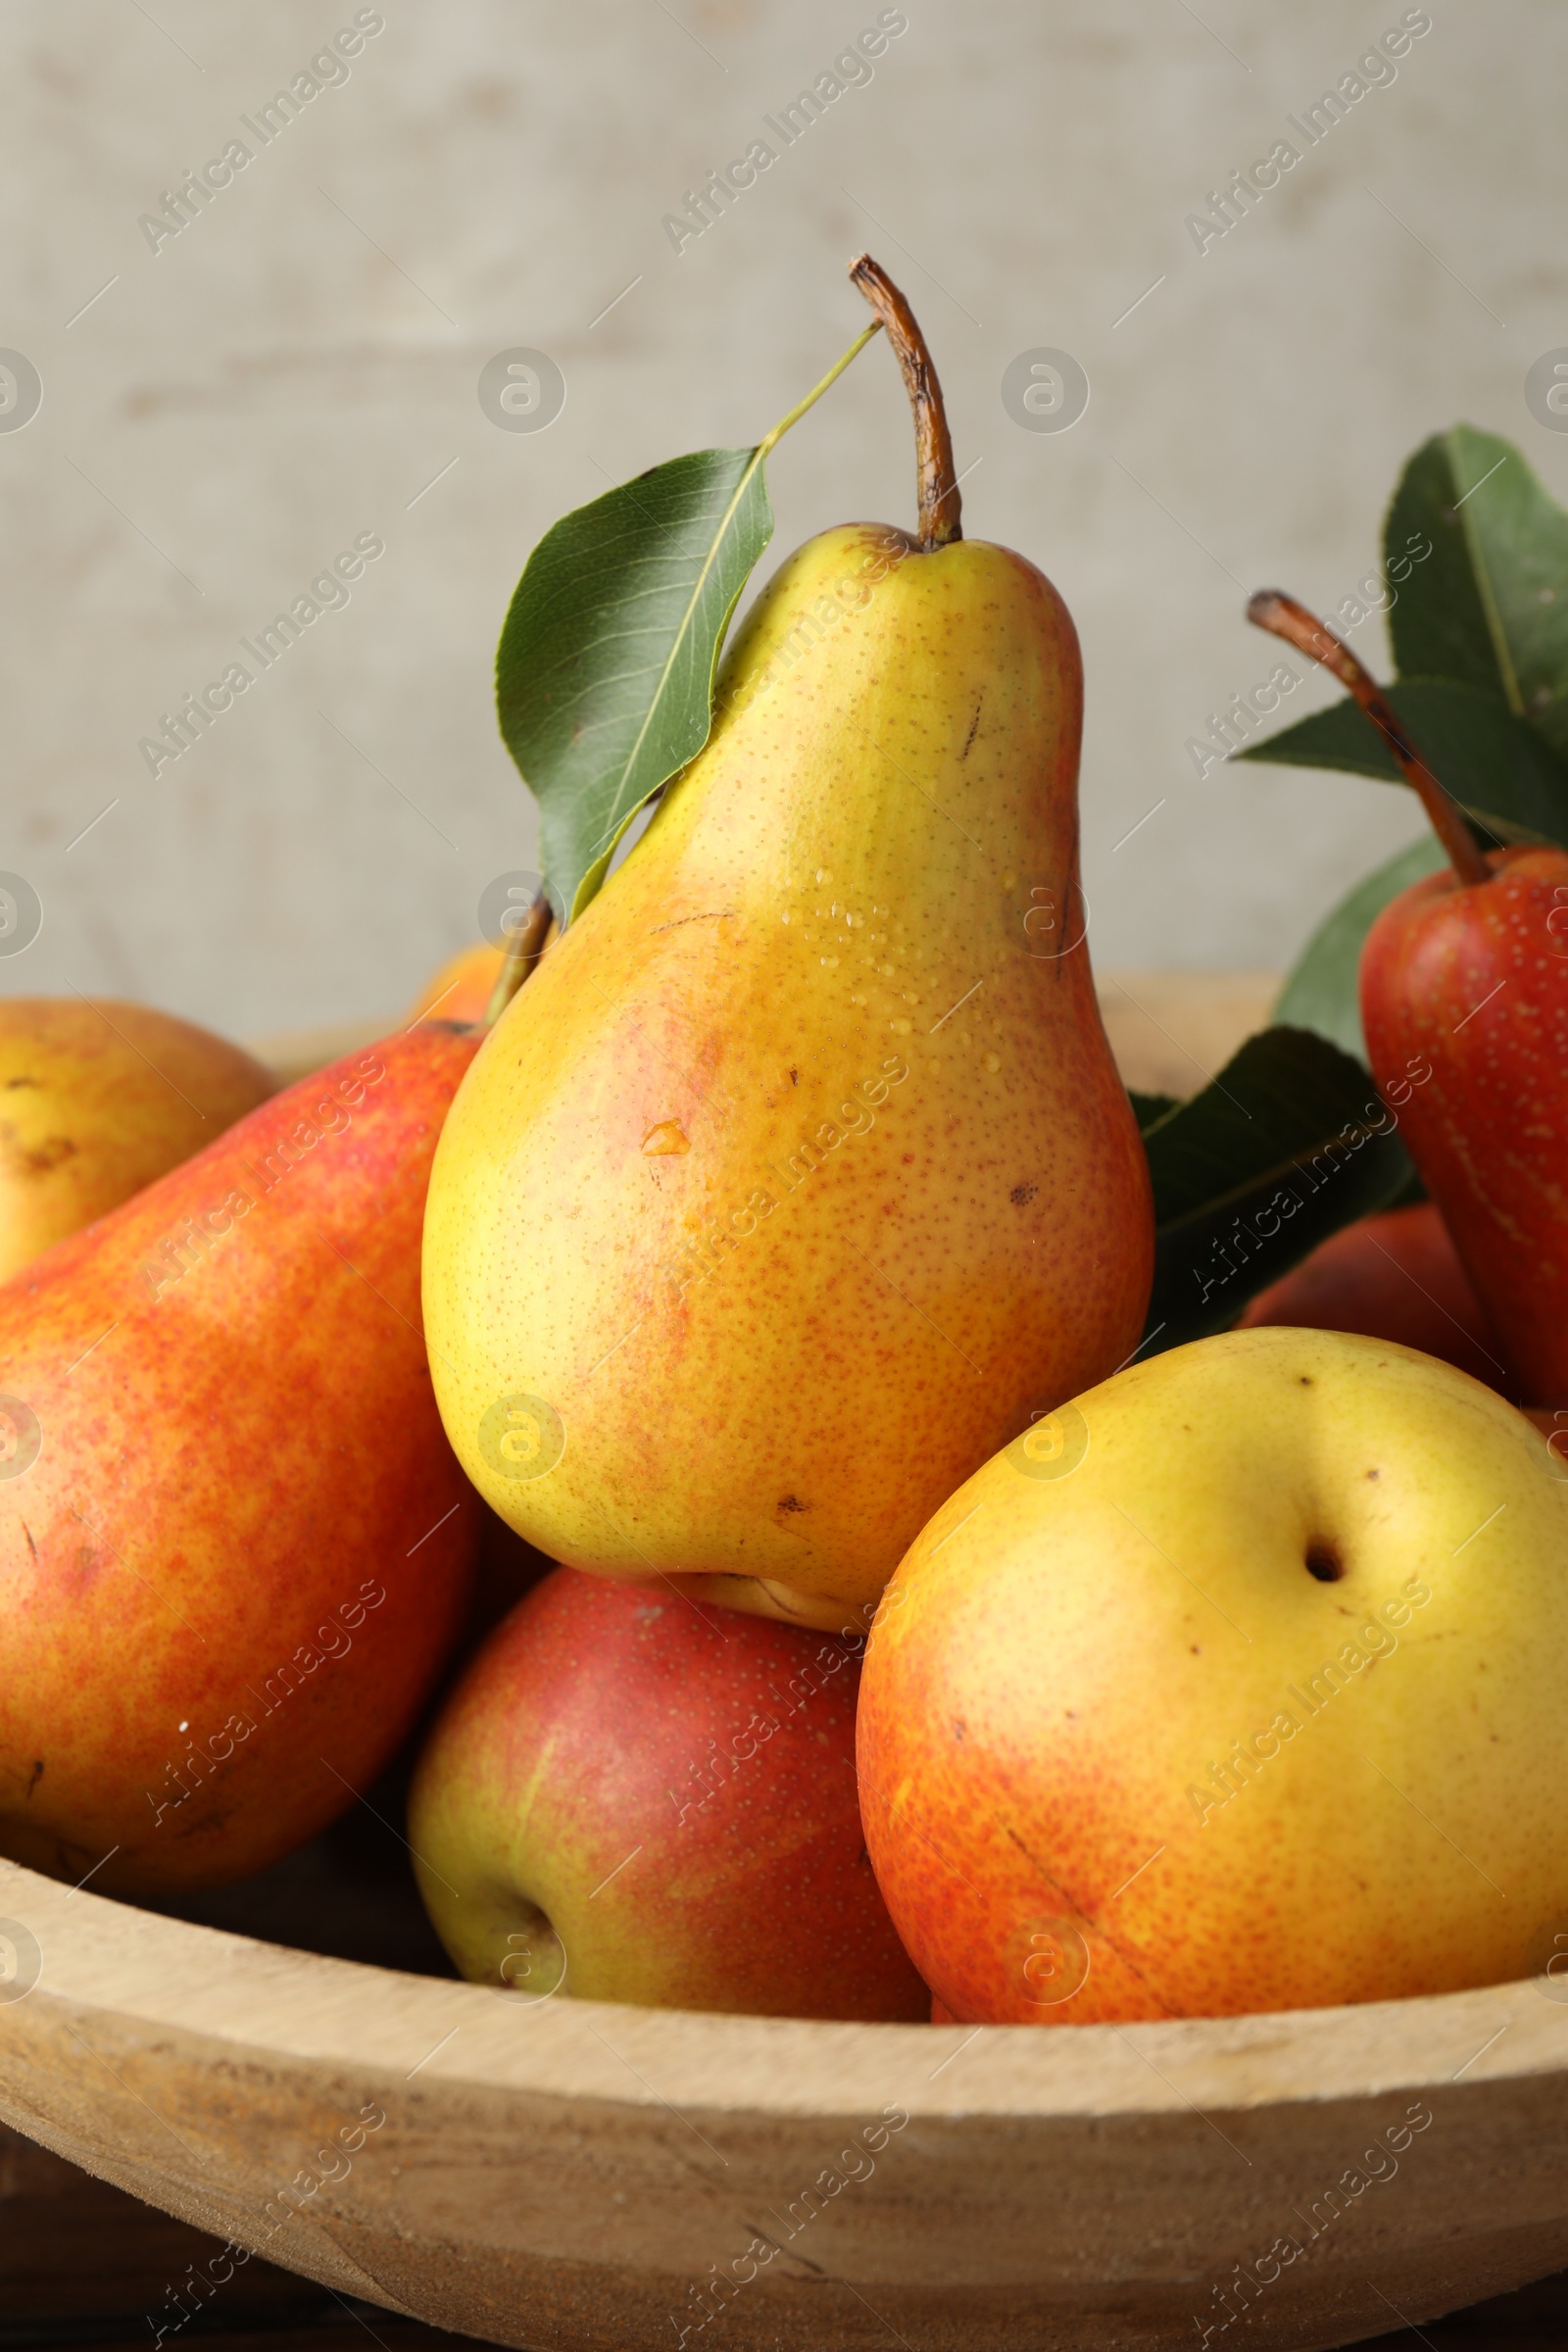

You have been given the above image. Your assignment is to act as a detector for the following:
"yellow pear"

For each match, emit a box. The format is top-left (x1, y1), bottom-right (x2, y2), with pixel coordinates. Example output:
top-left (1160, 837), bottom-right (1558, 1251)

top-left (0, 998), bottom-right (274, 1281)
top-left (423, 262), bottom-right (1152, 1627)
top-left (858, 1327), bottom-right (1568, 2022)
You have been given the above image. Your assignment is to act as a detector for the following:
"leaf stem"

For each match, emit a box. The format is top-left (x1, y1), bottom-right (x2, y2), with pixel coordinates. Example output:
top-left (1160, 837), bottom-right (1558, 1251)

top-left (481, 889), bottom-right (553, 1029)
top-left (1247, 589), bottom-right (1492, 889)
top-left (849, 254), bottom-right (962, 552)
top-left (757, 318), bottom-right (883, 461)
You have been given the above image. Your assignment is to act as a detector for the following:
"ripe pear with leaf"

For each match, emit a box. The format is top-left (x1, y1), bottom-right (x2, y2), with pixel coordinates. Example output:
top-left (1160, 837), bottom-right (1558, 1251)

top-left (423, 259), bottom-right (1152, 1629)
top-left (1250, 590), bottom-right (1568, 1407)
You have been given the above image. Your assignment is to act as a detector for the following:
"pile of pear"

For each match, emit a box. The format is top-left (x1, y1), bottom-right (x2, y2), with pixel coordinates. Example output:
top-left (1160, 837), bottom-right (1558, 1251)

top-left (0, 488), bottom-right (1154, 1944)
top-left (12, 285), bottom-right (1564, 2037)
top-left (415, 497), bottom-right (1568, 2029)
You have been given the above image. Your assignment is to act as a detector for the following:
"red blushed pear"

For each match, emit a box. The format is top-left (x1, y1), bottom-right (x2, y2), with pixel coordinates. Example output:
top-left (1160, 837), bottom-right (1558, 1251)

top-left (408, 1566), bottom-right (928, 2021)
top-left (1240, 1200), bottom-right (1509, 1395)
top-left (0, 1023), bottom-right (481, 1894)
top-left (1250, 591), bottom-right (1568, 1404)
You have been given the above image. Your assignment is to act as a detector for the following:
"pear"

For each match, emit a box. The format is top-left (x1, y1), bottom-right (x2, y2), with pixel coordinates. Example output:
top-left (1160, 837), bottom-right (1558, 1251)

top-left (407, 940), bottom-right (507, 1027)
top-left (0, 1022), bottom-right (480, 1892)
top-left (406, 894), bottom-right (553, 1027)
top-left (409, 1565), bottom-right (929, 2020)
top-left (1250, 588), bottom-right (1568, 1406)
top-left (423, 260), bottom-right (1152, 1628)
top-left (0, 999), bottom-right (275, 1282)
top-left (857, 1328), bottom-right (1568, 2023)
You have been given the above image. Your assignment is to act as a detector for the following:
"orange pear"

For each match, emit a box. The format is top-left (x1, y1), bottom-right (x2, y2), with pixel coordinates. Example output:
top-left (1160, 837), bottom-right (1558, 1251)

top-left (0, 1022), bottom-right (479, 1892)
top-left (406, 942), bottom-right (505, 1027)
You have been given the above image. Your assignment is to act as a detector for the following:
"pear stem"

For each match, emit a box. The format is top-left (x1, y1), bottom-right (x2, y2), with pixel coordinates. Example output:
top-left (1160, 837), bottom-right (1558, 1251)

top-left (849, 254), bottom-right (962, 552)
top-left (481, 888), bottom-right (553, 1030)
top-left (1247, 589), bottom-right (1491, 889)
top-left (757, 318), bottom-right (883, 462)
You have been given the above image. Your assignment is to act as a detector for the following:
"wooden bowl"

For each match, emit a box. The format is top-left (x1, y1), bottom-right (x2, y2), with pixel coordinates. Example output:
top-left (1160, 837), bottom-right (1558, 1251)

top-left (6, 976), bottom-right (1557, 2349)
top-left (2, 1853), bottom-right (1567, 2350)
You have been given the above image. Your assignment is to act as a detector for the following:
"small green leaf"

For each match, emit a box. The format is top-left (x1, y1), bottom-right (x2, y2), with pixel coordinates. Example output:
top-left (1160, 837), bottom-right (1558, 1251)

top-left (1272, 834), bottom-right (1447, 1063)
top-left (1387, 425), bottom-right (1568, 764)
top-left (1139, 1028), bottom-right (1412, 1355)
top-left (495, 319), bottom-right (881, 926)
top-left (497, 447), bottom-right (775, 925)
top-left (1236, 677), bottom-right (1568, 849)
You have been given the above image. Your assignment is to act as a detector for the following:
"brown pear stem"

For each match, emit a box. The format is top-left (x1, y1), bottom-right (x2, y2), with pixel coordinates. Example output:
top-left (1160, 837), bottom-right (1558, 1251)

top-left (481, 888), bottom-right (552, 1030)
top-left (1247, 589), bottom-right (1491, 889)
top-left (849, 254), bottom-right (962, 553)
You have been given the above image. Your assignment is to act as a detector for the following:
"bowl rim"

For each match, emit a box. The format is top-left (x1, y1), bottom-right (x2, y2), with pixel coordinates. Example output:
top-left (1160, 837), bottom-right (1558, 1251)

top-left (6, 1856), bottom-right (1566, 2125)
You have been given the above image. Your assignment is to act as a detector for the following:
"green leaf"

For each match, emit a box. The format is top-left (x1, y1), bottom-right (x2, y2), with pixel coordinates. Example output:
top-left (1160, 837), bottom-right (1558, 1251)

top-left (1129, 1089), bottom-right (1180, 1132)
top-left (496, 447), bottom-right (775, 925)
top-left (1272, 834), bottom-right (1447, 1062)
top-left (1384, 427), bottom-right (1518, 702)
top-left (1387, 425), bottom-right (1568, 765)
top-left (494, 319), bottom-right (881, 926)
top-left (1235, 677), bottom-right (1568, 849)
top-left (1139, 1028), bottom-right (1413, 1355)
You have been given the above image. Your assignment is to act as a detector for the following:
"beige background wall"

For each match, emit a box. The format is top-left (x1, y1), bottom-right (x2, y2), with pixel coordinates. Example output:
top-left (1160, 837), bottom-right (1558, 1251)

top-left (0, 0), bottom-right (1560, 1037)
